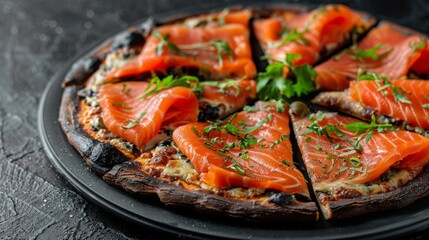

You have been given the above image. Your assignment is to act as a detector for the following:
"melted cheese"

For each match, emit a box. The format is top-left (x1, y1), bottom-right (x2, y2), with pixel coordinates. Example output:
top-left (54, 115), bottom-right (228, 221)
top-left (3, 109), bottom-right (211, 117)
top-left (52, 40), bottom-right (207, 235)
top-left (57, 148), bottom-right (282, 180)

top-left (315, 169), bottom-right (413, 196)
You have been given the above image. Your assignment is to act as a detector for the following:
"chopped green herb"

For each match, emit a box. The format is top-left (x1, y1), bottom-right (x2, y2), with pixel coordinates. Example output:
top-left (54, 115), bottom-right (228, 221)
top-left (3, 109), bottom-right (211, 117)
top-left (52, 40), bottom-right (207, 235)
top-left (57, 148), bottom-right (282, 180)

top-left (281, 160), bottom-right (294, 169)
top-left (410, 38), bottom-right (427, 56)
top-left (278, 28), bottom-right (310, 46)
top-left (201, 79), bottom-right (241, 96)
top-left (112, 102), bottom-right (132, 110)
top-left (153, 28), bottom-right (234, 66)
top-left (152, 30), bottom-right (182, 56)
top-left (339, 166), bottom-right (349, 174)
top-left (173, 39), bottom-right (234, 67)
top-left (243, 105), bottom-right (258, 112)
top-left (422, 103), bottom-right (429, 108)
top-left (139, 75), bottom-right (203, 98)
top-left (120, 83), bottom-right (130, 95)
top-left (303, 112), bottom-right (394, 154)
top-left (333, 143), bottom-right (341, 150)
top-left (325, 157), bottom-right (335, 174)
top-left (349, 157), bottom-right (361, 167)
top-left (217, 8), bottom-right (230, 26)
top-left (269, 135), bottom-right (289, 149)
top-left (357, 71), bottom-right (412, 104)
top-left (305, 136), bottom-right (311, 142)
top-left (225, 158), bottom-right (246, 176)
top-left (239, 151), bottom-right (249, 160)
top-left (315, 145), bottom-right (323, 151)
top-left (191, 126), bottom-right (201, 137)
top-left (347, 44), bottom-right (393, 62)
top-left (121, 110), bottom-right (146, 129)
top-left (338, 149), bottom-right (357, 157)
top-left (344, 115), bottom-right (394, 149)
top-left (203, 141), bottom-right (216, 151)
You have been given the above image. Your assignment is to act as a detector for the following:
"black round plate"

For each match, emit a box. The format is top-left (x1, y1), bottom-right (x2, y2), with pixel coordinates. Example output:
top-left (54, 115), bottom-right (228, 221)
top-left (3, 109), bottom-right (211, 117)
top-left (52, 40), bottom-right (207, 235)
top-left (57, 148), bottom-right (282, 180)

top-left (38, 2), bottom-right (429, 239)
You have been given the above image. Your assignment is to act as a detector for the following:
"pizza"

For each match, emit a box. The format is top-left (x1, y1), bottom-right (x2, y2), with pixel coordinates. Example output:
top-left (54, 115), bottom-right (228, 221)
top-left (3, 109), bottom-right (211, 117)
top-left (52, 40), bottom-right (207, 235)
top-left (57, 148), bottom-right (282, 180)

top-left (59, 4), bottom-right (429, 222)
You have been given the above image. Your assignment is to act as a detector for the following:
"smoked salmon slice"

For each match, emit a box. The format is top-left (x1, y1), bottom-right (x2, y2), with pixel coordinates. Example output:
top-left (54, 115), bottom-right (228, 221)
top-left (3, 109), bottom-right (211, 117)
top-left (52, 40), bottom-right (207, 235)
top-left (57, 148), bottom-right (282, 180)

top-left (291, 110), bottom-right (429, 187)
top-left (173, 101), bottom-right (309, 195)
top-left (183, 9), bottom-right (252, 27)
top-left (312, 79), bottom-right (429, 133)
top-left (99, 81), bottom-right (199, 148)
top-left (349, 79), bottom-right (429, 129)
top-left (199, 79), bottom-right (257, 120)
top-left (105, 23), bottom-right (256, 82)
top-left (314, 23), bottom-right (429, 91)
top-left (253, 4), bottom-right (373, 66)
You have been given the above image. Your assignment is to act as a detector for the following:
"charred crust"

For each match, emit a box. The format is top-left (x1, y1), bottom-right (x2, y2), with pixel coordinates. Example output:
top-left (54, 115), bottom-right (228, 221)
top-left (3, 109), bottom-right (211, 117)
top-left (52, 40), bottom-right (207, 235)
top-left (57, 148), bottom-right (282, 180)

top-left (111, 31), bottom-right (146, 50)
top-left (62, 56), bottom-right (102, 87)
top-left (267, 192), bottom-right (293, 206)
top-left (59, 86), bottom-right (128, 176)
top-left (198, 103), bottom-right (220, 122)
top-left (320, 167), bottom-right (429, 220)
top-left (103, 164), bottom-right (318, 222)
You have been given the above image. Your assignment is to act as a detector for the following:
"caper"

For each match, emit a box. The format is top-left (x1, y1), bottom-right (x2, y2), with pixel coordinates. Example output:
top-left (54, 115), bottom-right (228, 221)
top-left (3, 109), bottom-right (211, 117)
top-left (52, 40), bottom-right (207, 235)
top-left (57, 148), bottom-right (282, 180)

top-left (290, 101), bottom-right (310, 118)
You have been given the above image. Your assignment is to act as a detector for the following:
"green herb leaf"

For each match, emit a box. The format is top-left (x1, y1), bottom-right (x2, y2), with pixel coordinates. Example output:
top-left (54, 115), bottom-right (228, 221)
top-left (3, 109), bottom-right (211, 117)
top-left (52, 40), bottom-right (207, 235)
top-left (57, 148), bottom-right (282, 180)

top-left (201, 79), bottom-right (241, 96)
top-left (270, 135), bottom-right (289, 149)
top-left (217, 8), bottom-right (230, 26)
top-left (410, 38), bottom-right (427, 56)
top-left (256, 54), bottom-right (316, 109)
top-left (347, 44), bottom-right (393, 62)
top-left (212, 39), bottom-right (234, 66)
top-left (153, 30), bottom-right (183, 56)
top-left (357, 71), bottom-right (412, 104)
top-left (112, 102), bottom-right (132, 110)
top-left (122, 110), bottom-right (146, 129)
top-left (139, 75), bottom-right (203, 98)
top-left (243, 105), bottom-right (258, 112)
top-left (279, 28), bottom-right (310, 46)
top-left (225, 158), bottom-right (246, 176)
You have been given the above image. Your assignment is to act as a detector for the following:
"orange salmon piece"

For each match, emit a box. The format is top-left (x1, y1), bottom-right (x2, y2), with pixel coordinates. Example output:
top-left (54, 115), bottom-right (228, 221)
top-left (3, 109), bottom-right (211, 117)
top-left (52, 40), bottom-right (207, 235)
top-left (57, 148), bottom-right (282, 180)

top-left (349, 79), bottom-right (429, 129)
top-left (99, 82), bottom-right (199, 148)
top-left (292, 112), bottom-right (429, 186)
top-left (315, 24), bottom-right (429, 91)
top-left (173, 101), bottom-right (309, 195)
top-left (105, 24), bottom-right (256, 82)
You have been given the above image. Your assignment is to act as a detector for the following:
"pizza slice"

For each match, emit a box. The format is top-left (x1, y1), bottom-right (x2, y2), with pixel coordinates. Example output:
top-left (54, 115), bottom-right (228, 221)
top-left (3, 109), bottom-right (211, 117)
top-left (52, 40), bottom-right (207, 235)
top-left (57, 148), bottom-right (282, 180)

top-left (103, 9), bottom-right (256, 82)
top-left (314, 22), bottom-right (429, 91)
top-left (289, 102), bottom-right (429, 219)
top-left (312, 78), bottom-right (429, 137)
top-left (104, 101), bottom-right (318, 221)
top-left (253, 4), bottom-right (375, 67)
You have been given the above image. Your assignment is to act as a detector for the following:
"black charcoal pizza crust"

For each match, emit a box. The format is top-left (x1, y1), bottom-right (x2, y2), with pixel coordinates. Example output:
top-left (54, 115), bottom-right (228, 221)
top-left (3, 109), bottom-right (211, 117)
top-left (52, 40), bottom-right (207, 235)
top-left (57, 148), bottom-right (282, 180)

top-left (59, 4), bottom-right (428, 222)
top-left (59, 5), bottom-right (323, 222)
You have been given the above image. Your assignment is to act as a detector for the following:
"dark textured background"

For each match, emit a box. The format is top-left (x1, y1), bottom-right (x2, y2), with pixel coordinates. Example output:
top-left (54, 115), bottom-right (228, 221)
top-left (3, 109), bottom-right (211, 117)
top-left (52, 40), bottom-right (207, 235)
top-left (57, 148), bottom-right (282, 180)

top-left (1, 0), bottom-right (428, 239)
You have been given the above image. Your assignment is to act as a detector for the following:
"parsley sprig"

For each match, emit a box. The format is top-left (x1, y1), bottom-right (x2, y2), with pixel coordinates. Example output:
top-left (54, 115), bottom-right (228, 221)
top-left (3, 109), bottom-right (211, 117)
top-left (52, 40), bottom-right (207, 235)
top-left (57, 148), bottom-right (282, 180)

top-left (257, 53), bottom-right (316, 112)
top-left (138, 75), bottom-right (203, 99)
